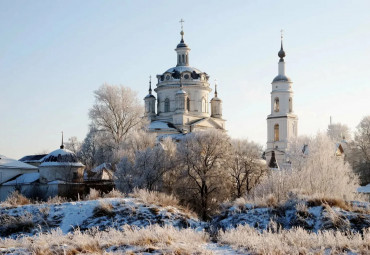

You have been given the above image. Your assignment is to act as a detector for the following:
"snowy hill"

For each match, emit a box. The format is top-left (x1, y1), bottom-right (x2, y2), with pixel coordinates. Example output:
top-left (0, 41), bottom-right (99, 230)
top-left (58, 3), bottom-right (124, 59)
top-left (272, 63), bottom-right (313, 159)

top-left (0, 197), bottom-right (204, 238)
top-left (0, 194), bottom-right (369, 254)
top-left (211, 198), bottom-right (370, 233)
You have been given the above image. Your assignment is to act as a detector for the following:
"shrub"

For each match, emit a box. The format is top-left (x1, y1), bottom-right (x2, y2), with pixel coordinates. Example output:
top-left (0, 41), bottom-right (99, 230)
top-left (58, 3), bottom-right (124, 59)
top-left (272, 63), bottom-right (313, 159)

top-left (2, 191), bottom-right (31, 207)
top-left (93, 201), bottom-right (115, 218)
top-left (46, 195), bottom-right (67, 204)
top-left (103, 188), bottom-right (125, 198)
top-left (0, 213), bottom-right (34, 236)
top-left (86, 188), bottom-right (101, 200)
top-left (129, 188), bottom-right (179, 208)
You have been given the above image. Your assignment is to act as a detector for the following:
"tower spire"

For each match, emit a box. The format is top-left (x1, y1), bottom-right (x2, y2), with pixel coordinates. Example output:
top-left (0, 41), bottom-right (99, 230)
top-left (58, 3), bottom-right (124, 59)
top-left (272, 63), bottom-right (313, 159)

top-left (214, 79), bottom-right (218, 97)
top-left (60, 131), bottom-right (64, 149)
top-left (149, 75), bottom-right (152, 95)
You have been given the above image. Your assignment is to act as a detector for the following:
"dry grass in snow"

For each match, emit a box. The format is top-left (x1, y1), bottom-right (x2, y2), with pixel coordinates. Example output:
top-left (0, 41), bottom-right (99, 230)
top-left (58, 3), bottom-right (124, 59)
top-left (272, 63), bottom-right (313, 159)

top-left (129, 188), bottom-right (179, 207)
top-left (1, 191), bottom-right (31, 207)
top-left (0, 225), bottom-right (210, 254)
top-left (218, 223), bottom-right (370, 254)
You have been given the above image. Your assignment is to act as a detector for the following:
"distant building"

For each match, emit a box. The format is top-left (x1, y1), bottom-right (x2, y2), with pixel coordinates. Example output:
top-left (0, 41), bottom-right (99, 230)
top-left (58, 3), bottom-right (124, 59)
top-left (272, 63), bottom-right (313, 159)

top-left (19, 154), bottom-right (47, 167)
top-left (0, 155), bottom-right (38, 184)
top-left (265, 35), bottom-right (298, 168)
top-left (39, 143), bottom-right (85, 184)
top-left (144, 22), bottom-right (225, 137)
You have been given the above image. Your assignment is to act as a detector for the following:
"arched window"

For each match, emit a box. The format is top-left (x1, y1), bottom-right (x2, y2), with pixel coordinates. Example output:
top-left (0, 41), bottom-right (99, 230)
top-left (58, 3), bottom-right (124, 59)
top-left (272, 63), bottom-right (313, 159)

top-left (289, 97), bottom-right (293, 112)
top-left (164, 98), bottom-right (170, 112)
top-left (178, 55), bottom-right (181, 64)
top-left (274, 97), bottom-right (279, 112)
top-left (182, 55), bottom-right (185, 63)
top-left (186, 54), bottom-right (188, 64)
top-left (274, 124), bottom-right (279, 141)
top-left (201, 98), bottom-right (206, 113)
top-left (187, 97), bottom-right (190, 111)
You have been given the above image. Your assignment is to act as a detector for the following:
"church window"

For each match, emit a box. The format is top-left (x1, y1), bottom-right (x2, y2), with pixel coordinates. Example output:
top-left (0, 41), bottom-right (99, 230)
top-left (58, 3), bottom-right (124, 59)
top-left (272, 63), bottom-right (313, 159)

top-left (184, 74), bottom-right (190, 79)
top-left (164, 98), bottom-right (170, 112)
top-left (274, 124), bottom-right (279, 141)
top-left (202, 98), bottom-right (206, 113)
top-left (186, 54), bottom-right (188, 64)
top-left (289, 97), bottom-right (293, 112)
top-left (274, 97), bottom-right (279, 112)
top-left (187, 97), bottom-right (190, 111)
top-left (182, 55), bottom-right (185, 63)
top-left (178, 55), bottom-right (181, 64)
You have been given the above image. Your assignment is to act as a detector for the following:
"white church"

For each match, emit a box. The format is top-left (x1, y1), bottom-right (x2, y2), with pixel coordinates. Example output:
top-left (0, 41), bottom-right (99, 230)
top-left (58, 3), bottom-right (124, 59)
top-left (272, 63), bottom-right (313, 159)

top-left (265, 36), bottom-right (298, 168)
top-left (143, 23), bottom-right (298, 167)
top-left (144, 23), bottom-right (225, 137)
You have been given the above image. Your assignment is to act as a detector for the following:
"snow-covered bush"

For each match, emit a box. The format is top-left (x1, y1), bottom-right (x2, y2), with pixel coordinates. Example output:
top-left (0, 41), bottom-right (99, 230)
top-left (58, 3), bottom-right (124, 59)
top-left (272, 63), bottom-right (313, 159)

top-left (86, 188), bottom-right (101, 200)
top-left (129, 188), bottom-right (180, 208)
top-left (250, 133), bottom-right (361, 203)
top-left (218, 224), bottom-right (370, 254)
top-left (103, 188), bottom-right (125, 198)
top-left (2, 191), bottom-right (31, 207)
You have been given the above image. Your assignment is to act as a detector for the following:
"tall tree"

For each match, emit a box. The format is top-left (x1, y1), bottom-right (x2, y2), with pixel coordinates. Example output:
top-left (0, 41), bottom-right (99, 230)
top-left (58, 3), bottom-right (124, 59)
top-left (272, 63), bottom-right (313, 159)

top-left (176, 130), bottom-right (232, 220)
top-left (228, 139), bottom-right (267, 198)
top-left (327, 122), bottom-right (351, 141)
top-left (89, 84), bottom-right (144, 147)
top-left (348, 116), bottom-right (370, 185)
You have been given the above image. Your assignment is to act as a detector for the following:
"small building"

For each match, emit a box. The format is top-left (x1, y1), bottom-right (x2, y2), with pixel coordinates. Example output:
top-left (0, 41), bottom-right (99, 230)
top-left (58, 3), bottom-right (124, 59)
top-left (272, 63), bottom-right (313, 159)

top-left (0, 155), bottom-right (38, 184)
top-left (39, 144), bottom-right (85, 183)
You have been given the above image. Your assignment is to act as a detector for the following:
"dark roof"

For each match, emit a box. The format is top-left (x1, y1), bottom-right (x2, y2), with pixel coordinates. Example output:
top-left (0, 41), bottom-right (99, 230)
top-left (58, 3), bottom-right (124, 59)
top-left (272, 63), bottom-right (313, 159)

top-left (272, 74), bottom-right (292, 83)
top-left (19, 154), bottom-right (47, 162)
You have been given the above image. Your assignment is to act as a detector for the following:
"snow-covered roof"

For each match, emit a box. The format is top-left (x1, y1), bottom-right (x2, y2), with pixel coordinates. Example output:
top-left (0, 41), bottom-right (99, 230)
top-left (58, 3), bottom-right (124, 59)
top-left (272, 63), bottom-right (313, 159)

top-left (149, 121), bottom-right (178, 131)
top-left (40, 148), bottom-right (84, 167)
top-left (0, 155), bottom-right (38, 170)
top-left (165, 66), bottom-right (202, 74)
top-left (2, 172), bottom-right (40, 186)
top-left (19, 154), bottom-right (47, 163)
top-left (91, 163), bottom-right (113, 173)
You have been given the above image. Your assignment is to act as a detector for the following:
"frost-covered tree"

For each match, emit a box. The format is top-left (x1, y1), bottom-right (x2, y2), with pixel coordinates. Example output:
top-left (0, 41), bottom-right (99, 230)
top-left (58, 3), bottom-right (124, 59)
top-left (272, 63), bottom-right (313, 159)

top-left (115, 137), bottom-right (177, 193)
top-left (176, 130), bottom-right (232, 220)
top-left (89, 84), bottom-right (144, 147)
top-left (251, 133), bottom-right (360, 202)
top-left (327, 122), bottom-right (351, 142)
top-left (64, 136), bottom-right (81, 155)
top-left (348, 116), bottom-right (370, 185)
top-left (228, 139), bottom-right (267, 198)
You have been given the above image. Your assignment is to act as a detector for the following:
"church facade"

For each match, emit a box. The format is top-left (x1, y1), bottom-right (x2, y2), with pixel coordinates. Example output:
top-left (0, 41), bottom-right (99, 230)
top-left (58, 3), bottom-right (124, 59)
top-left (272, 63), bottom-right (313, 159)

top-left (144, 26), bottom-right (225, 137)
top-left (265, 37), bottom-right (298, 168)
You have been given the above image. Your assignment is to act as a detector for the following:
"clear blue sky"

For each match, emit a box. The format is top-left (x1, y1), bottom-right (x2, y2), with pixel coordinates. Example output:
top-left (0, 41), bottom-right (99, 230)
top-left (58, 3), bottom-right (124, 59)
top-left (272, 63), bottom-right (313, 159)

top-left (1, 0), bottom-right (369, 159)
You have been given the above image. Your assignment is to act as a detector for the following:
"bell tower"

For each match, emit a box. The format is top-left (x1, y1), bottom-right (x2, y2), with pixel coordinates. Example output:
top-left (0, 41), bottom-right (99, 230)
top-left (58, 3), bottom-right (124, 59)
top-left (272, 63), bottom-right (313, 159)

top-left (266, 32), bottom-right (298, 168)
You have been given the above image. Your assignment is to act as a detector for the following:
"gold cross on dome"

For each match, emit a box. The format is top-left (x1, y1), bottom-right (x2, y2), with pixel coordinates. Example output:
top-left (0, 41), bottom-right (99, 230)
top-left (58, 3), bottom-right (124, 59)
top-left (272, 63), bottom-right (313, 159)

top-left (179, 19), bottom-right (185, 30)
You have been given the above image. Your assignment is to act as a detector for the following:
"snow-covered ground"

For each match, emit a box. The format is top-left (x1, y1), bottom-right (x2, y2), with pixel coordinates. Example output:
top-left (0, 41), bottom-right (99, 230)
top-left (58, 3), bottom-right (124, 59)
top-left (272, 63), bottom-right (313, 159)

top-left (0, 196), bottom-right (369, 254)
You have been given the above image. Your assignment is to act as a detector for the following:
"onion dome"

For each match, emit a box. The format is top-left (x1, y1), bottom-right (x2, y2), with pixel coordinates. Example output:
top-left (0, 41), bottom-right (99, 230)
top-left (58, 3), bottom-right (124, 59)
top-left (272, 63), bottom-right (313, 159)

top-left (278, 40), bottom-right (286, 60)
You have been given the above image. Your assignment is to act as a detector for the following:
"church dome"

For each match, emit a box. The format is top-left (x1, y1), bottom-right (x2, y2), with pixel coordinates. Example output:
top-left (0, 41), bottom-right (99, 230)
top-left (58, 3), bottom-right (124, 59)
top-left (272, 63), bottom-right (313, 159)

top-left (165, 66), bottom-right (202, 74)
top-left (272, 74), bottom-right (292, 83)
top-left (40, 148), bottom-right (83, 166)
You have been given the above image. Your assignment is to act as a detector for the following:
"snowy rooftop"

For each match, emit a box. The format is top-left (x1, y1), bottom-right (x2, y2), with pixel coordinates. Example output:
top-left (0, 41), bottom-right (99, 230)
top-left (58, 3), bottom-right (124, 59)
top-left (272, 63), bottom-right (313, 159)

top-left (91, 163), bottom-right (113, 173)
top-left (40, 148), bottom-right (84, 167)
top-left (2, 172), bottom-right (40, 186)
top-left (165, 66), bottom-right (202, 74)
top-left (19, 154), bottom-right (47, 163)
top-left (149, 121), bottom-right (178, 131)
top-left (0, 155), bottom-right (38, 170)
